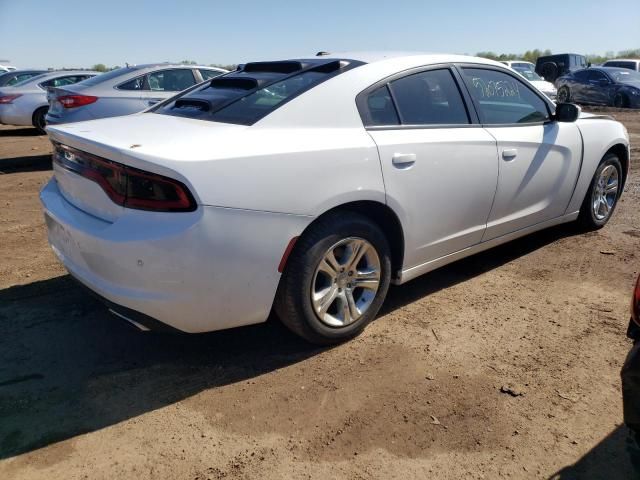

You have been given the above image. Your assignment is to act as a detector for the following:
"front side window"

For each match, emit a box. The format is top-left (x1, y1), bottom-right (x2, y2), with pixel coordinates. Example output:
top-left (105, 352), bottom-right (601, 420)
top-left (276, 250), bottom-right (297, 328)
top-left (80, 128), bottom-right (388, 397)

top-left (388, 69), bottom-right (469, 125)
top-left (574, 70), bottom-right (590, 81)
top-left (147, 69), bottom-right (195, 92)
top-left (587, 70), bottom-right (609, 82)
top-left (461, 68), bottom-right (550, 124)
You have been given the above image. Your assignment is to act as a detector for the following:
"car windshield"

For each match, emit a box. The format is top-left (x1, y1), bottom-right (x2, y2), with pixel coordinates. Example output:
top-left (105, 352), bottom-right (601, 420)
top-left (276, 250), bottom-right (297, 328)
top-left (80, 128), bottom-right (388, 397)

top-left (514, 68), bottom-right (543, 81)
top-left (609, 69), bottom-right (640, 84)
top-left (78, 67), bottom-right (135, 86)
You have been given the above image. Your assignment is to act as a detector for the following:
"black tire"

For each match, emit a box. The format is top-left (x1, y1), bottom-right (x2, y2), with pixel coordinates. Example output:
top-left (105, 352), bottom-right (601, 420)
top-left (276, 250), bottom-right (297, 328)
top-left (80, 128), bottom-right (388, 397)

top-left (614, 93), bottom-right (629, 108)
top-left (274, 211), bottom-right (391, 345)
top-left (557, 86), bottom-right (570, 103)
top-left (32, 107), bottom-right (48, 134)
top-left (541, 62), bottom-right (559, 83)
top-left (577, 153), bottom-right (623, 230)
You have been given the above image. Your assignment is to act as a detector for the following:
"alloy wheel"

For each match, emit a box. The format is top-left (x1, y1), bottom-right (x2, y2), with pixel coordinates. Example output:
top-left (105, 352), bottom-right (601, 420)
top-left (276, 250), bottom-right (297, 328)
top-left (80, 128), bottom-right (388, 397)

top-left (311, 237), bottom-right (381, 328)
top-left (592, 164), bottom-right (619, 221)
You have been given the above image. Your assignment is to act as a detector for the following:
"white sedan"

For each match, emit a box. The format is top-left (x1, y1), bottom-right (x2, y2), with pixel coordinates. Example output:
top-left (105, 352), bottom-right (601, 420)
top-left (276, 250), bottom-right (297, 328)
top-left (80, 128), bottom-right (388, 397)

top-left (41, 53), bottom-right (630, 344)
top-left (0, 70), bottom-right (97, 132)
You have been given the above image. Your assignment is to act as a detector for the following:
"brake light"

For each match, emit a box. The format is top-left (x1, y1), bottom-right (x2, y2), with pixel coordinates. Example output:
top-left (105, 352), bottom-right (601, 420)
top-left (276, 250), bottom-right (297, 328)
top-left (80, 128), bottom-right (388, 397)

top-left (58, 95), bottom-right (98, 108)
top-left (633, 274), bottom-right (640, 326)
top-left (0, 94), bottom-right (22, 104)
top-left (52, 143), bottom-right (196, 212)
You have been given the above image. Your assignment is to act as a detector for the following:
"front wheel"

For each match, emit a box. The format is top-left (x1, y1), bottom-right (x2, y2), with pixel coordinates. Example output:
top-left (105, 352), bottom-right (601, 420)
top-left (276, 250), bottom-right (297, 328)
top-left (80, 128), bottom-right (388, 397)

top-left (557, 86), bottom-right (570, 103)
top-left (578, 153), bottom-right (622, 229)
top-left (274, 211), bottom-right (391, 345)
top-left (614, 93), bottom-right (629, 108)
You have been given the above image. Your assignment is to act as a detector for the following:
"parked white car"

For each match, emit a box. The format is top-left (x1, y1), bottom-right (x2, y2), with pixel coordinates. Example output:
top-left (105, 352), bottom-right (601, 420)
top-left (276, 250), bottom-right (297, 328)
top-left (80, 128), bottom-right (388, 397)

top-left (602, 59), bottom-right (640, 72)
top-left (0, 64), bottom-right (17, 72)
top-left (0, 70), bottom-right (98, 132)
top-left (41, 53), bottom-right (630, 344)
top-left (46, 64), bottom-right (227, 125)
top-left (502, 60), bottom-right (557, 100)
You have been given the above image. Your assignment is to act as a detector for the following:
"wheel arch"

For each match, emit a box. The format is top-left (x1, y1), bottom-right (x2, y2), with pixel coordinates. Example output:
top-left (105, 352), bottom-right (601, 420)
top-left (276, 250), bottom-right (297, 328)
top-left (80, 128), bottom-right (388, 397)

top-left (606, 142), bottom-right (629, 189)
top-left (286, 200), bottom-right (405, 281)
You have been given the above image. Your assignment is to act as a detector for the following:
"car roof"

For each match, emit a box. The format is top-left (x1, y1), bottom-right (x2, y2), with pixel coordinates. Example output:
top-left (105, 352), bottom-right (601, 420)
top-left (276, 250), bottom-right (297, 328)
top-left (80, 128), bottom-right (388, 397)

top-left (314, 51), bottom-right (504, 66)
top-left (604, 58), bottom-right (640, 63)
top-left (127, 63), bottom-right (226, 71)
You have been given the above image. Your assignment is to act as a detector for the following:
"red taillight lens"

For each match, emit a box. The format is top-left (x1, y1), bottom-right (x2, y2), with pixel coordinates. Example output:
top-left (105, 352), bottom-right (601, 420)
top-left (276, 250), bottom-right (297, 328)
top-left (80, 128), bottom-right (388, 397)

top-left (0, 94), bottom-right (22, 104)
top-left (633, 274), bottom-right (640, 326)
top-left (58, 95), bottom-right (98, 108)
top-left (52, 142), bottom-right (196, 212)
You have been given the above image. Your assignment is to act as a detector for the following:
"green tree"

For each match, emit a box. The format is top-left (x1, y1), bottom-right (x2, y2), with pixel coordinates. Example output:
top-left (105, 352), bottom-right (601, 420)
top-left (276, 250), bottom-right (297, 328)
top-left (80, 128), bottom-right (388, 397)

top-left (92, 63), bottom-right (108, 72)
top-left (180, 60), bottom-right (198, 65)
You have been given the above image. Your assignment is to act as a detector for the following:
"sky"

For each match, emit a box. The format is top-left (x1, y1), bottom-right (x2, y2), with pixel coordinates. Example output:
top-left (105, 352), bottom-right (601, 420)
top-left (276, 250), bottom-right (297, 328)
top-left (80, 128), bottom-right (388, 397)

top-left (1, 0), bottom-right (638, 69)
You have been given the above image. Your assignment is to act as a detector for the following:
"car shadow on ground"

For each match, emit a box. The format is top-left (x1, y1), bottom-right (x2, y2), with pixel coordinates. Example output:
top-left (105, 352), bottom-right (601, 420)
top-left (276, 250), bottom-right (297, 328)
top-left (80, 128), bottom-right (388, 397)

top-left (0, 127), bottom-right (42, 137)
top-left (548, 425), bottom-right (639, 479)
top-left (0, 154), bottom-right (51, 174)
top-left (0, 223), bottom-right (591, 460)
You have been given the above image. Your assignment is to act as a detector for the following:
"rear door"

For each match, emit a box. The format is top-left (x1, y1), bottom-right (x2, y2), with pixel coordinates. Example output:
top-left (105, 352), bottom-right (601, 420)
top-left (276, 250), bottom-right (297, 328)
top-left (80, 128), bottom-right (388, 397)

top-left (587, 70), bottom-right (614, 105)
top-left (362, 66), bottom-right (499, 268)
top-left (458, 66), bottom-right (582, 240)
top-left (139, 68), bottom-right (197, 108)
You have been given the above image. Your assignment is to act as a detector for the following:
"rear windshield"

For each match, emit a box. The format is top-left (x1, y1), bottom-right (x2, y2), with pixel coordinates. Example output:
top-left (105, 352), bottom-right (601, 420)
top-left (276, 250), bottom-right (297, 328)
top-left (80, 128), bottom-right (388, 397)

top-left (79, 67), bottom-right (136, 86)
top-left (153, 59), bottom-right (361, 125)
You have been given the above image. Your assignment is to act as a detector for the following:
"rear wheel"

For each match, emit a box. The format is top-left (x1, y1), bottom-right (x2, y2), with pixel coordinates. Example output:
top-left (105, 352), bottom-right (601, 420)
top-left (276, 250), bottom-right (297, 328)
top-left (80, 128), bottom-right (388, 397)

top-left (274, 211), bottom-right (391, 345)
top-left (614, 93), bottom-right (629, 108)
top-left (557, 86), bottom-right (570, 103)
top-left (32, 107), bottom-right (48, 134)
top-left (578, 153), bottom-right (622, 229)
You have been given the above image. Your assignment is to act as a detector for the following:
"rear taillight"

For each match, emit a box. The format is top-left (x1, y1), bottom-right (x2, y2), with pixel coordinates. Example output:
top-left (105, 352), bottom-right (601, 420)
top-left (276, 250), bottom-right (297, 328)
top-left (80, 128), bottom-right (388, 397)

top-left (633, 274), bottom-right (640, 326)
top-left (52, 142), bottom-right (196, 212)
top-left (58, 95), bottom-right (98, 108)
top-left (0, 94), bottom-right (22, 104)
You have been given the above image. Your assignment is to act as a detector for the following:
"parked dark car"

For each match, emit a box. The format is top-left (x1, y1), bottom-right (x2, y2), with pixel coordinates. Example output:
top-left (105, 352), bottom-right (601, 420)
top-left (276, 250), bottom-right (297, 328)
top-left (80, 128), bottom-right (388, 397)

top-left (622, 273), bottom-right (640, 461)
top-left (0, 69), bottom-right (46, 87)
top-left (556, 67), bottom-right (640, 108)
top-left (535, 53), bottom-right (588, 83)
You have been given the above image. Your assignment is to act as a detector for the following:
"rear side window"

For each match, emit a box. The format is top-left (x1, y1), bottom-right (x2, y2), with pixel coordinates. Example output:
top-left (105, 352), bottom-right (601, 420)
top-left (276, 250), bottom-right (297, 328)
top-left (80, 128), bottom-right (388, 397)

top-left (118, 77), bottom-right (144, 90)
top-left (199, 69), bottom-right (224, 80)
top-left (363, 85), bottom-right (399, 126)
top-left (388, 69), bottom-right (470, 125)
top-left (461, 68), bottom-right (550, 124)
top-left (147, 69), bottom-right (195, 92)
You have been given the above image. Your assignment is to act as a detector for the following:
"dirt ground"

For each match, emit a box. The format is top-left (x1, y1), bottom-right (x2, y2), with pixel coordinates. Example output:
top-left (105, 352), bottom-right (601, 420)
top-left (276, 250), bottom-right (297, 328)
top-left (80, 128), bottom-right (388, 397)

top-left (0, 109), bottom-right (639, 480)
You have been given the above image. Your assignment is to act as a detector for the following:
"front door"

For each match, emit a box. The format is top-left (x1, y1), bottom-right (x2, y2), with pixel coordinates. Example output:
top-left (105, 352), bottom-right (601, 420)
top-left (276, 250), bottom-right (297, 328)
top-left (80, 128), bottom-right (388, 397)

top-left (458, 66), bottom-right (582, 240)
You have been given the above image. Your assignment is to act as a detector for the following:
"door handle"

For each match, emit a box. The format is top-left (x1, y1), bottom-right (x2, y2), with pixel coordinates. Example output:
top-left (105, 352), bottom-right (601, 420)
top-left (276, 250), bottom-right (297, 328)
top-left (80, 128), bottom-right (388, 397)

top-left (392, 153), bottom-right (416, 168)
top-left (147, 98), bottom-right (162, 106)
top-left (502, 148), bottom-right (518, 160)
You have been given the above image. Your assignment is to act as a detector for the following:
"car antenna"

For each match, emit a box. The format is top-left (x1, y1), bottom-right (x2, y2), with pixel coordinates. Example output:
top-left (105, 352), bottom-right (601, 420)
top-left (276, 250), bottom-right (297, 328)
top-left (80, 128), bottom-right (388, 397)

top-left (316, 51), bottom-right (331, 57)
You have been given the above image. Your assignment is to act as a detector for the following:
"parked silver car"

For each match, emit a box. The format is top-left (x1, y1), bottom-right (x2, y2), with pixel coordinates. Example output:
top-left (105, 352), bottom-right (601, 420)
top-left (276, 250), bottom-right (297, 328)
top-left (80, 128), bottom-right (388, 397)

top-left (45, 64), bottom-right (227, 125)
top-left (0, 70), bottom-right (98, 132)
top-left (0, 69), bottom-right (47, 87)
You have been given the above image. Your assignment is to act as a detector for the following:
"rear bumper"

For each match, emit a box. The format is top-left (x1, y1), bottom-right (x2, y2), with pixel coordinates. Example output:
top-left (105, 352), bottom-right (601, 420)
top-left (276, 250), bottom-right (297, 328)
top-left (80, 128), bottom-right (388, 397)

top-left (40, 177), bottom-right (311, 333)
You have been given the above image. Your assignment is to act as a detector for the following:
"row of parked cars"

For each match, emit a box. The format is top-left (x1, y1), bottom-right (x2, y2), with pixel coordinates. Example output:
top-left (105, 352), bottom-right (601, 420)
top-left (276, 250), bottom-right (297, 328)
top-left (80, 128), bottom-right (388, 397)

top-left (0, 64), bottom-right (227, 132)
top-left (0, 55), bottom-right (638, 134)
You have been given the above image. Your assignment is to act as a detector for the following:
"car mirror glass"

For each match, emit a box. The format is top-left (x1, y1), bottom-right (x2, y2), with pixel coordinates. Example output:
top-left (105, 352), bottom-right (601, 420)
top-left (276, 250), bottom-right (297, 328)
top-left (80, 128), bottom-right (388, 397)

top-left (554, 103), bottom-right (580, 122)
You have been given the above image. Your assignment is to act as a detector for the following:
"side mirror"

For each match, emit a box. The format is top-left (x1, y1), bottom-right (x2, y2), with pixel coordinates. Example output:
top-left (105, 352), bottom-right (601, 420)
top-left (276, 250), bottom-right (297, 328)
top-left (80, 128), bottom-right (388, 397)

top-left (554, 103), bottom-right (580, 122)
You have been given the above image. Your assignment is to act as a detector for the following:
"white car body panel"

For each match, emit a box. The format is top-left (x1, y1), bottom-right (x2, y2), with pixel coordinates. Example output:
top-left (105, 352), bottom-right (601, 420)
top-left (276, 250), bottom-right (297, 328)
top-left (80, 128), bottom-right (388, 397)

top-left (40, 52), bottom-right (630, 333)
top-left (483, 122), bottom-right (582, 239)
top-left (367, 127), bottom-right (498, 267)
